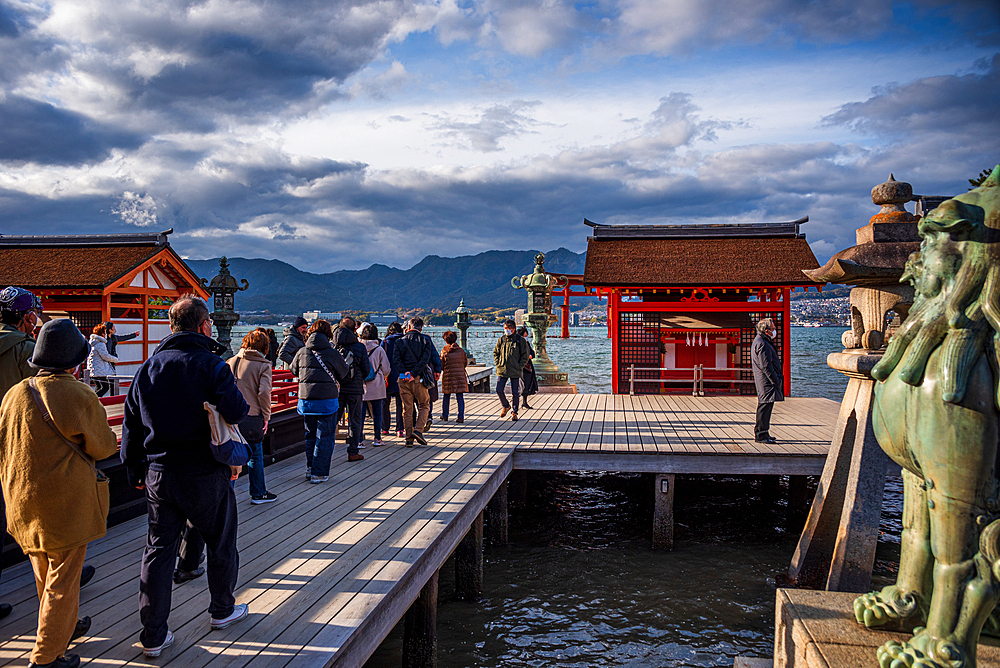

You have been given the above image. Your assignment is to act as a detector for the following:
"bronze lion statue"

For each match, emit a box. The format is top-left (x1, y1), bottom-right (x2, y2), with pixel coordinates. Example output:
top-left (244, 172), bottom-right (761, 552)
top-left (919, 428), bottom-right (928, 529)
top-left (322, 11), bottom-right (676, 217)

top-left (854, 164), bottom-right (1000, 667)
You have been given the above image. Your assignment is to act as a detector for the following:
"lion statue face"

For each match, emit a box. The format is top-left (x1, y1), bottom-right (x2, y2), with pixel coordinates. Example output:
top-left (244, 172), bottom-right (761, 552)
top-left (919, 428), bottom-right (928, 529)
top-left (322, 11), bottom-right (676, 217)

top-left (872, 165), bottom-right (1000, 406)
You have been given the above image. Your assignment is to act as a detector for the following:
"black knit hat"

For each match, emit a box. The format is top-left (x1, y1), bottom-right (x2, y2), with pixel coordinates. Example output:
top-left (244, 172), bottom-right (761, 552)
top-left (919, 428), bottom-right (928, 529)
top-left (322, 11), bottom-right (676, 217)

top-left (29, 319), bottom-right (90, 371)
top-left (293, 316), bottom-right (308, 329)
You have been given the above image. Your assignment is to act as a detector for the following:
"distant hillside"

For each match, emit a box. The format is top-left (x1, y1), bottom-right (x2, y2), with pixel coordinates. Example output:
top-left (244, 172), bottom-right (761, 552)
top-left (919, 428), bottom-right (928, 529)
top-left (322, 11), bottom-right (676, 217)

top-left (186, 248), bottom-right (586, 314)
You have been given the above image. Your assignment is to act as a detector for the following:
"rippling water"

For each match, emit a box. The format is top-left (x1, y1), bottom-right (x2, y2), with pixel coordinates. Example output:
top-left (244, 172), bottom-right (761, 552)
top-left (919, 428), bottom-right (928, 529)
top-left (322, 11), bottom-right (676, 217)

top-left (358, 325), bottom-right (903, 667)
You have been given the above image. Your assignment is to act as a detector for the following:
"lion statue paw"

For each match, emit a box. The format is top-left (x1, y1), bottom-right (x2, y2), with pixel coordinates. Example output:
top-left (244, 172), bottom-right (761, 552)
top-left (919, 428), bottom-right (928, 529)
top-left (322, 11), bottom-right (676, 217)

top-left (855, 586), bottom-right (922, 629)
top-left (877, 631), bottom-right (968, 668)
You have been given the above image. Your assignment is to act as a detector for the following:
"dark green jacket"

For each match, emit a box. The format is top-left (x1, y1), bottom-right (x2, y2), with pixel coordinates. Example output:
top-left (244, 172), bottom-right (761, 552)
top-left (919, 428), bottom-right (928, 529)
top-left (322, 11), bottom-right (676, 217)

top-left (493, 333), bottom-right (529, 379)
top-left (0, 324), bottom-right (36, 400)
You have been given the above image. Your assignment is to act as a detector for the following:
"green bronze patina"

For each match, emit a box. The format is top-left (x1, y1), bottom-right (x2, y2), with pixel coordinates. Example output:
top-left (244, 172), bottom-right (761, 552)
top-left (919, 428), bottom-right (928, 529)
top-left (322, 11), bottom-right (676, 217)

top-left (511, 253), bottom-right (569, 386)
top-left (853, 165), bottom-right (1000, 668)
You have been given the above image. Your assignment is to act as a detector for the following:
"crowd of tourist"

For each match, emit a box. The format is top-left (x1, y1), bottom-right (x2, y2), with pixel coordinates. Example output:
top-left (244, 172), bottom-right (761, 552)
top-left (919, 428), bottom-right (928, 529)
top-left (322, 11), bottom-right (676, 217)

top-left (0, 286), bottom-right (546, 665)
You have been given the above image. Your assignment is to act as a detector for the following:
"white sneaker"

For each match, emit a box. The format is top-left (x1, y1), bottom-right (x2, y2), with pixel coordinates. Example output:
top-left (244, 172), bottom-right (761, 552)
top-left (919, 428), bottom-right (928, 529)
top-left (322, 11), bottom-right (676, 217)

top-left (309, 475), bottom-right (329, 484)
top-left (211, 603), bottom-right (248, 630)
top-left (143, 630), bottom-right (174, 658)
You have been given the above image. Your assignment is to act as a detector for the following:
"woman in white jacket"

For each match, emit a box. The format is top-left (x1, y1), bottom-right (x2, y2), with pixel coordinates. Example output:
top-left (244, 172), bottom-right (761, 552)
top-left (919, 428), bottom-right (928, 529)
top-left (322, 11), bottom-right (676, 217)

top-left (360, 324), bottom-right (391, 447)
top-left (87, 323), bottom-right (118, 397)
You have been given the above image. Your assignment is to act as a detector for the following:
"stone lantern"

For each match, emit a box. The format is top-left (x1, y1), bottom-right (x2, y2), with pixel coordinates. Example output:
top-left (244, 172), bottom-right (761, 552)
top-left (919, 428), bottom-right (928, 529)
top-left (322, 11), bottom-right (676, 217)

top-left (454, 298), bottom-right (476, 364)
top-left (511, 253), bottom-right (569, 386)
top-left (199, 256), bottom-right (249, 359)
top-left (787, 174), bottom-right (921, 591)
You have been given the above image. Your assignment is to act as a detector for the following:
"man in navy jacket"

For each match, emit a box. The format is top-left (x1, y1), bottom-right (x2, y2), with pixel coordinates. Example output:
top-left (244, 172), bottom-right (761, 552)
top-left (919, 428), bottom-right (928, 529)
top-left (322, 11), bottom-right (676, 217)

top-left (392, 317), bottom-right (433, 446)
top-left (121, 295), bottom-right (249, 658)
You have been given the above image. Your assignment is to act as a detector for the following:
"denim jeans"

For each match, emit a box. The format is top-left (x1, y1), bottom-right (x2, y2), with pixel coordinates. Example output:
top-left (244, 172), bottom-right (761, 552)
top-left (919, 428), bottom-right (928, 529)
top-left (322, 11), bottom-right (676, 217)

top-left (442, 393), bottom-right (464, 420)
top-left (303, 413), bottom-right (337, 476)
top-left (365, 400), bottom-right (384, 441)
top-left (496, 377), bottom-right (520, 411)
top-left (246, 441), bottom-right (266, 497)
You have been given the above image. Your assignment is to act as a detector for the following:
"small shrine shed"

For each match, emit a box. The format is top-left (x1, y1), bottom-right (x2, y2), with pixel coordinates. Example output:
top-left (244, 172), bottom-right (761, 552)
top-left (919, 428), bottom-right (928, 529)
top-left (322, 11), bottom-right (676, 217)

top-left (0, 229), bottom-right (208, 376)
top-left (583, 218), bottom-right (821, 395)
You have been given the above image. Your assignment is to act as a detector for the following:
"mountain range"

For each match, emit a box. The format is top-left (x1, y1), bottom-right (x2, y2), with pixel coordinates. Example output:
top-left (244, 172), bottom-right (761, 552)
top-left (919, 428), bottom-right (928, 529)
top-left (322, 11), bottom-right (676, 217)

top-left (186, 248), bottom-right (587, 315)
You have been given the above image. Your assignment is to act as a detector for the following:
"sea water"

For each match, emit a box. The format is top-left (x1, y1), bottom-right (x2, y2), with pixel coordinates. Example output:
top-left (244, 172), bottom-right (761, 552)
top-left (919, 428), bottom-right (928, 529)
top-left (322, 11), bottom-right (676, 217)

top-left (355, 325), bottom-right (901, 667)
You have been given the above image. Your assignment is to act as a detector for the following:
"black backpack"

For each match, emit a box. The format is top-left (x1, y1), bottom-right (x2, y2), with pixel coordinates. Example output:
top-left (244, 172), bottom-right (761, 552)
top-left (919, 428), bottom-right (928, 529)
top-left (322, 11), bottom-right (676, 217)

top-left (337, 346), bottom-right (357, 381)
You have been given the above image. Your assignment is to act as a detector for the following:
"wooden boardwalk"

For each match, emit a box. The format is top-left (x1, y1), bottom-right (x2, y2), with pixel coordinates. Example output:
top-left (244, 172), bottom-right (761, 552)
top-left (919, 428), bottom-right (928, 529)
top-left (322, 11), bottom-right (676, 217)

top-left (0, 393), bottom-right (838, 667)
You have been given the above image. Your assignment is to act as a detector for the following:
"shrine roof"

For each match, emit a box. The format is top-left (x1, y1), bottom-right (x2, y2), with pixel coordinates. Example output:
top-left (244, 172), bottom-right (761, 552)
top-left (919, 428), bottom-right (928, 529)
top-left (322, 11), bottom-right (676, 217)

top-left (583, 219), bottom-right (821, 287)
top-left (0, 230), bottom-right (193, 290)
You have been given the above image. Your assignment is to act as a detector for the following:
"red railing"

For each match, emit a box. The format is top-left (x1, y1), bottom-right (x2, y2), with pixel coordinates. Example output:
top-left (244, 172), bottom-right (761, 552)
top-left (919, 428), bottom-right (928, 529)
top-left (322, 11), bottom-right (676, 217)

top-left (101, 369), bottom-right (300, 443)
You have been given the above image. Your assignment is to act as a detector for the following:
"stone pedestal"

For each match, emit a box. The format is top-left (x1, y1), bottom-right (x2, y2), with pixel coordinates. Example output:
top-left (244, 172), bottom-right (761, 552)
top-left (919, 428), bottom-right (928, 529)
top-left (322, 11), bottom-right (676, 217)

top-left (774, 589), bottom-right (1000, 668)
top-left (787, 351), bottom-right (889, 592)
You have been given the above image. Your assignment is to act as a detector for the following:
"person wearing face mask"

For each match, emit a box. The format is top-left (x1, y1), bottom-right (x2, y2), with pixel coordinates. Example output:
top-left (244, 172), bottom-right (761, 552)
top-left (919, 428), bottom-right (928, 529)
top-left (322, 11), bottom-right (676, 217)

top-left (493, 319), bottom-right (529, 422)
top-left (751, 317), bottom-right (784, 444)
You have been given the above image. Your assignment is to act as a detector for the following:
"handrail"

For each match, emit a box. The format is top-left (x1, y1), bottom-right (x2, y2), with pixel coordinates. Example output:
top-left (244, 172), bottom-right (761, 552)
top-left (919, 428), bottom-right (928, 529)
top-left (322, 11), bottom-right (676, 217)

top-left (627, 364), bottom-right (755, 397)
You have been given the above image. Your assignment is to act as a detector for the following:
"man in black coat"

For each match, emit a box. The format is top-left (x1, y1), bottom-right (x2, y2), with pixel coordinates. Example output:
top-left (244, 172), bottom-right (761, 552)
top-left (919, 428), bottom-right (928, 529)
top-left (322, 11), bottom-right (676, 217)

top-left (392, 317), bottom-right (433, 446)
top-left (121, 295), bottom-right (250, 658)
top-left (751, 317), bottom-right (784, 444)
top-left (331, 317), bottom-right (372, 461)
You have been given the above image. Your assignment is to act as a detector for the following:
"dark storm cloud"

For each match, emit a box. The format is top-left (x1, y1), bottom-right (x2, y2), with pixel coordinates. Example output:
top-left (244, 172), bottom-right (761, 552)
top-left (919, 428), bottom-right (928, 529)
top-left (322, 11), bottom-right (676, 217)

top-left (0, 96), bottom-right (148, 165)
top-left (823, 53), bottom-right (1000, 136)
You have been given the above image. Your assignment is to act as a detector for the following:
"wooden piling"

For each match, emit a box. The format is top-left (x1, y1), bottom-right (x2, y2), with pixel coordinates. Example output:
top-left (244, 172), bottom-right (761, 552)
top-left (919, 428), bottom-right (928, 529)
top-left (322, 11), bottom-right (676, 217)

top-left (508, 470), bottom-right (527, 508)
top-left (652, 473), bottom-right (675, 550)
top-left (403, 570), bottom-right (438, 668)
top-left (455, 511), bottom-right (484, 600)
top-left (485, 480), bottom-right (508, 547)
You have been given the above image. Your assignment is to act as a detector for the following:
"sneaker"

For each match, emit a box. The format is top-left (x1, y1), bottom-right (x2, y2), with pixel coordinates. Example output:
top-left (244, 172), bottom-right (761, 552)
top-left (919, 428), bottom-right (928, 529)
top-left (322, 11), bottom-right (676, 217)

top-left (424, 419), bottom-right (432, 432)
top-left (522, 403), bottom-right (532, 410)
top-left (405, 440), bottom-right (414, 447)
top-left (142, 631), bottom-right (174, 658)
top-left (173, 566), bottom-right (205, 584)
top-left (412, 431), bottom-right (428, 446)
top-left (511, 413), bottom-right (518, 422)
top-left (357, 442), bottom-right (366, 450)
top-left (397, 430), bottom-right (405, 438)
top-left (251, 491), bottom-right (278, 505)
top-left (309, 475), bottom-right (329, 484)
top-left (71, 616), bottom-right (91, 641)
top-left (79, 564), bottom-right (96, 587)
top-left (373, 440), bottom-right (385, 447)
top-left (211, 603), bottom-right (248, 630)
top-left (500, 406), bottom-right (509, 418)
top-left (29, 655), bottom-right (80, 668)
top-left (348, 453), bottom-right (364, 462)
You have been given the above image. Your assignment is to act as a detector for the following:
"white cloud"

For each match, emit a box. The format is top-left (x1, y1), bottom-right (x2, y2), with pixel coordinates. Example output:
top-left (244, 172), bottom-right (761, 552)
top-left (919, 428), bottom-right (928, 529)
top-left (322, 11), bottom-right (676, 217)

top-left (113, 191), bottom-right (159, 227)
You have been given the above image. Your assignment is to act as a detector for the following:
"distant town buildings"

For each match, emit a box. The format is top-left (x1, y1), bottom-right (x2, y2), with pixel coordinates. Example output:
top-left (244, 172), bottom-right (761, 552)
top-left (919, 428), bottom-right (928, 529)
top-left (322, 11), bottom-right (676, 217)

top-left (303, 310), bottom-right (341, 322)
top-left (368, 314), bottom-right (401, 325)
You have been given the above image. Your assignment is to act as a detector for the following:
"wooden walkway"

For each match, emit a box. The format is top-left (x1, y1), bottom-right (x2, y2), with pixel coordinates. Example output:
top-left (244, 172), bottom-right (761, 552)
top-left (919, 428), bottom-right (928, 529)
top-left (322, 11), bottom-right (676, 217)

top-left (0, 393), bottom-right (838, 667)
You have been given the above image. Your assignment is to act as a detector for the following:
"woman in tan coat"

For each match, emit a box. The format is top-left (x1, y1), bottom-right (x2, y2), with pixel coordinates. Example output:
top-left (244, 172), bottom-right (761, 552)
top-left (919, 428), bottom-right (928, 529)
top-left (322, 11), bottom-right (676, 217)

top-left (0, 319), bottom-right (118, 668)
top-left (227, 329), bottom-right (275, 504)
top-left (439, 331), bottom-right (468, 423)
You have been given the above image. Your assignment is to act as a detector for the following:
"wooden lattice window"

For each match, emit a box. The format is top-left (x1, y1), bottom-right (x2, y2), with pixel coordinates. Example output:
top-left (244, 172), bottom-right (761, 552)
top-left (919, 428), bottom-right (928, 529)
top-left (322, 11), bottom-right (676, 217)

top-left (618, 311), bottom-right (661, 394)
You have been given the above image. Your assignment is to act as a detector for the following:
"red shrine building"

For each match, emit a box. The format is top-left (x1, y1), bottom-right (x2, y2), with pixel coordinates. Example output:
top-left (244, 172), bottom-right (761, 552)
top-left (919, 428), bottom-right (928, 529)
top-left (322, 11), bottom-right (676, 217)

top-left (582, 218), bottom-right (821, 396)
top-left (0, 229), bottom-right (208, 376)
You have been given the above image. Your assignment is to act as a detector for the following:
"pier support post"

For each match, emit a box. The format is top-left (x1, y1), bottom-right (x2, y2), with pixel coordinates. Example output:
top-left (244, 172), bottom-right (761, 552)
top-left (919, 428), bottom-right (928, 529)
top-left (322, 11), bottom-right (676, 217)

top-left (456, 511), bottom-right (484, 600)
top-left (787, 365), bottom-right (888, 592)
top-left (652, 473), bottom-right (675, 550)
top-left (485, 481), bottom-right (508, 547)
top-left (403, 570), bottom-right (438, 668)
top-left (508, 470), bottom-right (527, 509)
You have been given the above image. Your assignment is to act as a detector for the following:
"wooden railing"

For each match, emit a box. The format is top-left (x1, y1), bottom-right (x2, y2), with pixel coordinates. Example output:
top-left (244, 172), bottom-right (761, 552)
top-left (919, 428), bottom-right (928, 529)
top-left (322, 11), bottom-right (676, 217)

top-left (627, 365), bottom-right (756, 397)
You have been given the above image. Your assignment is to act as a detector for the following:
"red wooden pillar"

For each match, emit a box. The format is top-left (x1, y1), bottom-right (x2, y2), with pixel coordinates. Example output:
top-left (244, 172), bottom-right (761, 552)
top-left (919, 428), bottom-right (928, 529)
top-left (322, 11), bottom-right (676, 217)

top-left (610, 290), bottom-right (619, 393)
top-left (560, 290), bottom-right (570, 339)
top-left (781, 289), bottom-right (792, 396)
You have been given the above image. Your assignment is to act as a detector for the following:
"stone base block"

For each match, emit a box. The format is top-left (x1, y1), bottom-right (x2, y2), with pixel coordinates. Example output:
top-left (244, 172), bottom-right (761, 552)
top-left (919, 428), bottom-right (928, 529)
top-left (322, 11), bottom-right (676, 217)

top-left (735, 659), bottom-right (772, 668)
top-left (775, 589), bottom-right (1000, 668)
top-left (537, 384), bottom-right (578, 394)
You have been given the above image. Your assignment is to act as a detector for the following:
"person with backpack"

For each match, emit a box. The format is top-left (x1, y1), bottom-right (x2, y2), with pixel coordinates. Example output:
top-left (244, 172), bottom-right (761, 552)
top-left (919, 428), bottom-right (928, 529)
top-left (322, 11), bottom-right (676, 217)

top-left (381, 322), bottom-right (405, 438)
top-left (0, 319), bottom-right (118, 668)
top-left (290, 320), bottom-right (350, 481)
top-left (360, 324), bottom-right (391, 447)
top-left (392, 317), bottom-right (433, 447)
top-left (331, 316), bottom-right (372, 460)
top-left (516, 326), bottom-right (538, 410)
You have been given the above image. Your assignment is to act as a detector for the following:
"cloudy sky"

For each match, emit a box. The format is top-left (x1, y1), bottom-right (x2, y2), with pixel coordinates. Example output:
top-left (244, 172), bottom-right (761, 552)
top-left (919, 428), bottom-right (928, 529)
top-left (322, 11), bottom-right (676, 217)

top-left (1, 0), bottom-right (997, 271)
